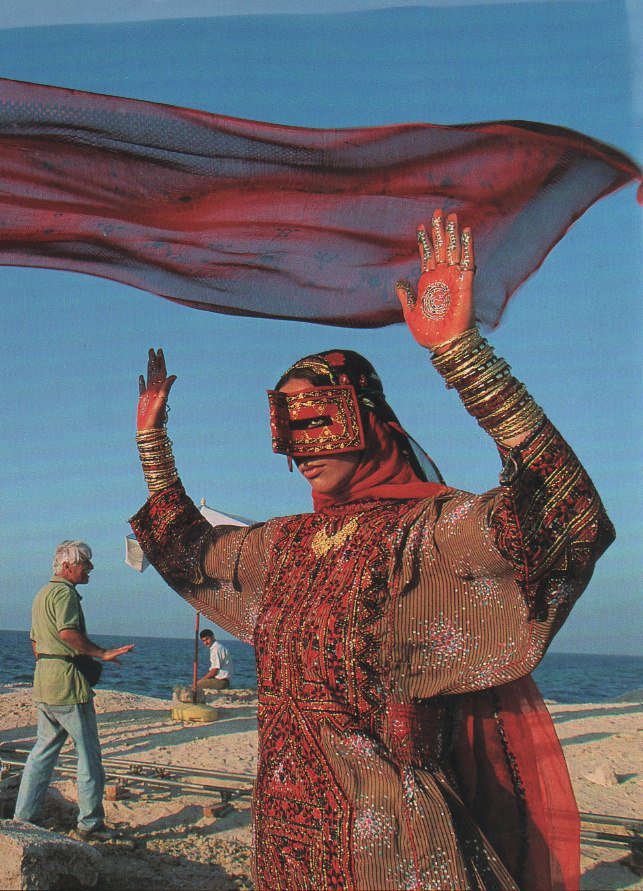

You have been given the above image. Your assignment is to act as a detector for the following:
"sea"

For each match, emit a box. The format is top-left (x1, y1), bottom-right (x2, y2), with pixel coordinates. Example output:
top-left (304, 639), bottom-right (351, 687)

top-left (0, 629), bottom-right (641, 704)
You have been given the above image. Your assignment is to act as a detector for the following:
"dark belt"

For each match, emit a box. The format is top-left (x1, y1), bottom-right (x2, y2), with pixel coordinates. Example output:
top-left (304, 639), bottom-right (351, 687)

top-left (37, 653), bottom-right (75, 662)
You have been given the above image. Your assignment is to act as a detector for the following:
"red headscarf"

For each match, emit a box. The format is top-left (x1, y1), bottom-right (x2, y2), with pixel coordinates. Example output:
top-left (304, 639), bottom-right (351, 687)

top-left (312, 408), bottom-right (450, 510)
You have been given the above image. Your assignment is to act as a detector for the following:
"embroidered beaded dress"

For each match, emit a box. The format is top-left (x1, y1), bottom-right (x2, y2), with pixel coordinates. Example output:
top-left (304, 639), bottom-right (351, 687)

top-left (131, 415), bottom-right (613, 891)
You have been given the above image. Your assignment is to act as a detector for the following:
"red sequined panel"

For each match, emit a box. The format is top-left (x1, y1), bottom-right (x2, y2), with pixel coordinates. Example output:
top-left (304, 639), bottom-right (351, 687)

top-left (252, 501), bottom-right (407, 890)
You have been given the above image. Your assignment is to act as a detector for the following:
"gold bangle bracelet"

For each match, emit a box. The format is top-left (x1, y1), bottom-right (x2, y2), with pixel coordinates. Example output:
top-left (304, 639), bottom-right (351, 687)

top-left (436, 349), bottom-right (500, 388)
top-left (456, 364), bottom-right (512, 399)
top-left (431, 329), bottom-right (544, 442)
top-left (459, 383), bottom-right (509, 414)
top-left (473, 384), bottom-right (529, 422)
top-left (136, 429), bottom-right (168, 442)
top-left (482, 390), bottom-right (536, 425)
top-left (137, 429), bottom-right (179, 494)
top-left (432, 327), bottom-right (484, 358)
top-left (434, 342), bottom-right (493, 380)
top-left (487, 403), bottom-right (544, 440)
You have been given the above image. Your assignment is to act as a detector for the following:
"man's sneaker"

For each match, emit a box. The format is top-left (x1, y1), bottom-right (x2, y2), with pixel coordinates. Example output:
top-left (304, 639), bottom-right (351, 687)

top-left (73, 823), bottom-right (119, 842)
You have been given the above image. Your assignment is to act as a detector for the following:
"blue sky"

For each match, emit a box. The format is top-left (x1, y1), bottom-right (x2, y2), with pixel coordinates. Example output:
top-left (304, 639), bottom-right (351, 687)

top-left (0, 1), bottom-right (640, 653)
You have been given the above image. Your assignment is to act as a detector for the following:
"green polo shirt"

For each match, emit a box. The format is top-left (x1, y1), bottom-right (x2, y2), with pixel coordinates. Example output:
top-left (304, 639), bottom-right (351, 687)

top-left (31, 577), bottom-right (92, 705)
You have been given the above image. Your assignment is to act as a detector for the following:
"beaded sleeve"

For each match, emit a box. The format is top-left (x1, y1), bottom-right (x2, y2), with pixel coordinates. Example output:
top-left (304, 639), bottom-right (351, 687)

top-left (492, 422), bottom-right (615, 620)
top-left (130, 482), bottom-right (270, 642)
top-left (431, 328), bottom-right (615, 619)
top-left (130, 482), bottom-right (214, 590)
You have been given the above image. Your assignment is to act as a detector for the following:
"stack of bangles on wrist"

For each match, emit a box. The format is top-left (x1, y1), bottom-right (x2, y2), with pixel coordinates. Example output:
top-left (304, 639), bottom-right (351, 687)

top-left (431, 328), bottom-right (544, 442)
top-left (136, 428), bottom-right (179, 493)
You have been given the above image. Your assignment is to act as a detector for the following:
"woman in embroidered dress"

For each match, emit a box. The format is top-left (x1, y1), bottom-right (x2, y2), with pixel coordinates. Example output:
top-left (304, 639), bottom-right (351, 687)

top-left (131, 210), bottom-right (614, 891)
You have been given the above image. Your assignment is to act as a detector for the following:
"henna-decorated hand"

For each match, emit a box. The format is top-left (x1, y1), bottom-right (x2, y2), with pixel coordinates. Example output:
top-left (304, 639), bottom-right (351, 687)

top-left (137, 348), bottom-right (176, 431)
top-left (395, 209), bottom-right (476, 351)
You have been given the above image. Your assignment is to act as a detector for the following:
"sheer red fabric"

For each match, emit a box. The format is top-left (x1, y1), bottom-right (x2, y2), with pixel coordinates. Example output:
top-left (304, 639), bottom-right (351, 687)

top-left (455, 677), bottom-right (580, 891)
top-left (0, 77), bottom-right (639, 328)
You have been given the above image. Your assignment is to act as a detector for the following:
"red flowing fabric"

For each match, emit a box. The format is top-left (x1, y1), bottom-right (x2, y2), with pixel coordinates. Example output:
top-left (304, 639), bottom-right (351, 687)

top-left (454, 676), bottom-right (580, 891)
top-left (0, 77), bottom-right (639, 328)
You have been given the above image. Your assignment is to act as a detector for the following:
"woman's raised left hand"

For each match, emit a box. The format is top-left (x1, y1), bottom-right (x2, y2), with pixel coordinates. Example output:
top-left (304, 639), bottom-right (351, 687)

top-left (395, 209), bottom-right (476, 351)
top-left (137, 348), bottom-right (176, 431)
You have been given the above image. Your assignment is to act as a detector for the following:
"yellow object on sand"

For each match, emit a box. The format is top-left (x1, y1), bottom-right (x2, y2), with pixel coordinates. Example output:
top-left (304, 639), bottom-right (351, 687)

top-left (170, 703), bottom-right (219, 723)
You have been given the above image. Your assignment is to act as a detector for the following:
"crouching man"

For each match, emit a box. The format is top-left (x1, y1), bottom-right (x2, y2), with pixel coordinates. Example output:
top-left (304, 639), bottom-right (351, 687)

top-left (197, 629), bottom-right (233, 690)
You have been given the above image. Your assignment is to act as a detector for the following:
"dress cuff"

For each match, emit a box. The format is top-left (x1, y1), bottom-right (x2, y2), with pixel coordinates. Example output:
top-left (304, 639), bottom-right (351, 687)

top-left (130, 483), bottom-right (213, 590)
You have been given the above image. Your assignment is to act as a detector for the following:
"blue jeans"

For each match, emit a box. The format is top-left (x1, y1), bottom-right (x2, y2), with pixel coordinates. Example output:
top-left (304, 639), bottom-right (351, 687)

top-left (14, 701), bottom-right (106, 831)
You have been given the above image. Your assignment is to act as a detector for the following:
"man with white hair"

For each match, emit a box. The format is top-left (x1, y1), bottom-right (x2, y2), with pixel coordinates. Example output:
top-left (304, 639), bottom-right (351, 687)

top-left (14, 540), bottom-right (134, 841)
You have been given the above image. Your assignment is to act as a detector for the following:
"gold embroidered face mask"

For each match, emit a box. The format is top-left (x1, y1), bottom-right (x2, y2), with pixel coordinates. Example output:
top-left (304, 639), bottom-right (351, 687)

top-left (267, 385), bottom-right (366, 457)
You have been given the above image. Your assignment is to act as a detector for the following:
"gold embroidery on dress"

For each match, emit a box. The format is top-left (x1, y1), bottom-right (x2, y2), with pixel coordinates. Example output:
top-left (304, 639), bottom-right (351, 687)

top-left (312, 517), bottom-right (359, 557)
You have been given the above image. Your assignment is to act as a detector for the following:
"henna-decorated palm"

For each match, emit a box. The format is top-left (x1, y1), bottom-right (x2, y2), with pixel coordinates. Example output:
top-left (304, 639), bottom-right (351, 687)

top-left (396, 209), bottom-right (476, 350)
top-left (137, 348), bottom-right (176, 431)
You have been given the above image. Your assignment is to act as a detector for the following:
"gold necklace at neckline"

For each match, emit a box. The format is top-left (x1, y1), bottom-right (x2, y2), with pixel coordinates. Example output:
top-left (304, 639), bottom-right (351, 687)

top-left (311, 516), bottom-right (360, 557)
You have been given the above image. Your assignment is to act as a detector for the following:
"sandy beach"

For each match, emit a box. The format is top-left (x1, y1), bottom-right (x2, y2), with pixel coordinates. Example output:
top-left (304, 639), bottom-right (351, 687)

top-left (0, 687), bottom-right (640, 890)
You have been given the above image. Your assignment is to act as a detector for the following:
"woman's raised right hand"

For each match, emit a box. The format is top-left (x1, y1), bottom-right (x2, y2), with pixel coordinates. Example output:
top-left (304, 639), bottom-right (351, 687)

top-left (395, 209), bottom-right (475, 351)
top-left (137, 348), bottom-right (177, 431)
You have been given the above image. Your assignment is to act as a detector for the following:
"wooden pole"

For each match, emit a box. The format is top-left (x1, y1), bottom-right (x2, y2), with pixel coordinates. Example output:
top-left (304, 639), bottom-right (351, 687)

top-left (192, 611), bottom-right (200, 702)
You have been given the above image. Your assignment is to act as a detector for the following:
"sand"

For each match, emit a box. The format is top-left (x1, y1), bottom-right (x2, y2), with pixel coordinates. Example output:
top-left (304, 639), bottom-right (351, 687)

top-left (0, 687), bottom-right (640, 890)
